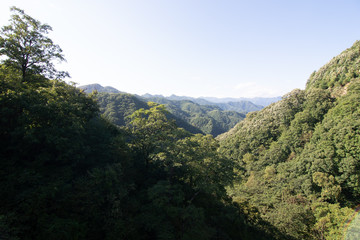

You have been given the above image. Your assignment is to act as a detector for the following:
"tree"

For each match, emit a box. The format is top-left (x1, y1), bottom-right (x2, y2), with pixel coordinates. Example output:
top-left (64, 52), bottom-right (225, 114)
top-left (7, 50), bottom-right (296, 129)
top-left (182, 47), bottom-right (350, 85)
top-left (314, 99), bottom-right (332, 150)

top-left (0, 7), bottom-right (69, 81)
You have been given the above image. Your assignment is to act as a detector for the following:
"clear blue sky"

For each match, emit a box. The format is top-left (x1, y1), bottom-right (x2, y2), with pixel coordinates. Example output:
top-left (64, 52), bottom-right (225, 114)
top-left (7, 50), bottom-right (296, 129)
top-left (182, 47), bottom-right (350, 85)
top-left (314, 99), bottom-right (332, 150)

top-left (1, 0), bottom-right (360, 97)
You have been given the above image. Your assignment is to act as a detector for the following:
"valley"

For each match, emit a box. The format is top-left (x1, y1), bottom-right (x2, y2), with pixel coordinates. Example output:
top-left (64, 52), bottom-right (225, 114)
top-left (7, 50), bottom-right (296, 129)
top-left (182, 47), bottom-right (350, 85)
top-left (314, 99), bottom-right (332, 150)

top-left (1, 6), bottom-right (360, 240)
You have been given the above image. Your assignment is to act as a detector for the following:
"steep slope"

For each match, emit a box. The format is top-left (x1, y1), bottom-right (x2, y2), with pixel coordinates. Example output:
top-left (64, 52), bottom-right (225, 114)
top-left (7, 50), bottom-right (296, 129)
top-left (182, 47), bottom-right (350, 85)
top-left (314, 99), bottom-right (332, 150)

top-left (142, 96), bottom-right (246, 136)
top-left (96, 92), bottom-right (148, 126)
top-left (78, 86), bottom-right (246, 136)
top-left (96, 92), bottom-right (203, 134)
top-left (219, 41), bottom-right (360, 239)
top-left (306, 40), bottom-right (360, 95)
top-left (0, 7), bottom-right (286, 239)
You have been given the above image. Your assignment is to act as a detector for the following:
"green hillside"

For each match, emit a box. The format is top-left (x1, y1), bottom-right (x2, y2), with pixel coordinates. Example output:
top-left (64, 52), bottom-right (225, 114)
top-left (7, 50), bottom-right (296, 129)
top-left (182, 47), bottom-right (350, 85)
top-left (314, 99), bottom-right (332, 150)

top-left (214, 101), bottom-right (263, 113)
top-left (306, 40), bottom-right (360, 94)
top-left (96, 92), bottom-right (203, 134)
top-left (78, 86), bottom-right (246, 136)
top-left (219, 41), bottom-right (360, 239)
top-left (3, 70), bottom-right (276, 239)
top-left (2, 7), bottom-right (360, 240)
top-left (142, 97), bottom-right (246, 136)
top-left (96, 92), bottom-right (148, 126)
top-left (0, 8), bottom-right (279, 239)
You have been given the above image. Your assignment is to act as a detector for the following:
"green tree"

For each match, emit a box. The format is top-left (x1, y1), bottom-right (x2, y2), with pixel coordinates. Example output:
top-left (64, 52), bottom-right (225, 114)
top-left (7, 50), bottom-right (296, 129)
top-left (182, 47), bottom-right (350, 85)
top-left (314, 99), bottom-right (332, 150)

top-left (312, 202), bottom-right (353, 240)
top-left (0, 7), bottom-right (69, 81)
top-left (127, 102), bottom-right (189, 167)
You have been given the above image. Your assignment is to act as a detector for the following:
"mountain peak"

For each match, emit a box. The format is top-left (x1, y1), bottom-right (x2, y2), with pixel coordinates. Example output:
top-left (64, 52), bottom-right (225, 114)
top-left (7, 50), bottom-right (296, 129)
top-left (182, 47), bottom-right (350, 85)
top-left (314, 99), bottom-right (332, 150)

top-left (78, 84), bottom-right (122, 94)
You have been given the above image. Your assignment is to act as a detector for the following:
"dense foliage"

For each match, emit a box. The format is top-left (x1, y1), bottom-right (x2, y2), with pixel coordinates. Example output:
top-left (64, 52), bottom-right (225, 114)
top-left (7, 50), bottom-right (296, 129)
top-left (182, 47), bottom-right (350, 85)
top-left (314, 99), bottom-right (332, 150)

top-left (3, 7), bottom-right (360, 240)
top-left (0, 66), bottom-right (121, 239)
top-left (96, 92), bottom-right (203, 134)
top-left (306, 40), bottom-right (360, 95)
top-left (139, 96), bottom-right (246, 136)
top-left (0, 66), bottom-right (281, 239)
top-left (93, 91), bottom-right (245, 137)
top-left (0, 8), bottom-right (282, 239)
top-left (0, 7), bottom-right (69, 80)
top-left (219, 41), bottom-right (360, 239)
top-left (96, 92), bottom-right (149, 126)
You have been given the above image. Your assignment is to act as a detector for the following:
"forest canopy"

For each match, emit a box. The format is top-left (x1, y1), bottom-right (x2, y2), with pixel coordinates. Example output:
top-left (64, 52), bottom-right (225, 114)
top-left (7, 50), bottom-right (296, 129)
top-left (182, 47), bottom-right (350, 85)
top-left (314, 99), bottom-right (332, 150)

top-left (219, 41), bottom-right (360, 239)
top-left (0, 7), bottom-right (280, 240)
top-left (2, 6), bottom-right (360, 240)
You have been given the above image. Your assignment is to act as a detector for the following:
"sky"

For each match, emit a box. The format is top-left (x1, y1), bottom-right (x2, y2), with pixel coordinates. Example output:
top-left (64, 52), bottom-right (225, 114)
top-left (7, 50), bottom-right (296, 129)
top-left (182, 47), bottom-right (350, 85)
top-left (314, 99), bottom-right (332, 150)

top-left (1, 0), bottom-right (360, 98)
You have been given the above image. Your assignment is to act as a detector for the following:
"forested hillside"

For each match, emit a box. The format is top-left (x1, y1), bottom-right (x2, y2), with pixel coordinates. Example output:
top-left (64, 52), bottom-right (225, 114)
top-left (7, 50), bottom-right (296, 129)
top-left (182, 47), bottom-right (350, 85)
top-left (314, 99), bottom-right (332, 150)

top-left (2, 6), bottom-right (360, 240)
top-left (96, 92), bottom-right (203, 134)
top-left (219, 40), bottom-right (360, 239)
top-left (139, 96), bottom-right (246, 136)
top-left (211, 101), bottom-right (263, 113)
top-left (80, 84), bottom-right (266, 114)
top-left (0, 7), bottom-right (282, 240)
top-left (80, 90), bottom-right (246, 136)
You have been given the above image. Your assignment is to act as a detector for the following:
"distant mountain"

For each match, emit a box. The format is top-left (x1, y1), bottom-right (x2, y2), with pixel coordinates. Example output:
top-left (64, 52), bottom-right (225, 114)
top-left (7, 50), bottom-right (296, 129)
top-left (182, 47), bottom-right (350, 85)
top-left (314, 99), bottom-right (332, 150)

top-left (79, 84), bottom-right (280, 108)
top-left (211, 101), bottom-right (263, 113)
top-left (160, 94), bottom-right (281, 107)
top-left (78, 84), bottom-right (274, 134)
top-left (86, 89), bottom-right (244, 136)
top-left (142, 93), bottom-right (165, 98)
top-left (201, 96), bottom-right (281, 106)
top-left (167, 94), bottom-right (215, 105)
top-left (79, 83), bottom-right (122, 94)
top-left (78, 84), bottom-right (276, 113)
top-left (141, 94), bottom-right (266, 113)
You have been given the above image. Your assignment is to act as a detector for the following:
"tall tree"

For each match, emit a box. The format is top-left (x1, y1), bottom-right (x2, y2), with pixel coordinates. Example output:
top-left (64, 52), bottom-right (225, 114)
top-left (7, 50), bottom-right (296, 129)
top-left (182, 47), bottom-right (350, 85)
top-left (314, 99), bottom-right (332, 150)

top-left (0, 7), bottom-right (69, 81)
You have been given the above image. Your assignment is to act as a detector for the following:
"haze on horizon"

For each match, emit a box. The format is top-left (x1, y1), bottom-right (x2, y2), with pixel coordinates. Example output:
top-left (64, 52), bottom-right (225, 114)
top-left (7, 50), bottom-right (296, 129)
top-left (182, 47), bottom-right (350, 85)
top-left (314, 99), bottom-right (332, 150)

top-left (0, 0), bottom-right (359, 98)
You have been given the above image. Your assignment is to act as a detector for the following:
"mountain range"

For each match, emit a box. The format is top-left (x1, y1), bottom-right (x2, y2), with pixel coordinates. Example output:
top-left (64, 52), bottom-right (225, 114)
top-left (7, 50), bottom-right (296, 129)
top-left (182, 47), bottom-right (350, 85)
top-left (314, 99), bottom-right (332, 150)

top-left (79, 84), bottom-right (279, 136)
top-left (140, 93), bottom-right (267, 114)
top-left (79, 83), bottom-right (123, 94)
top-left (164, 94), bottom-right (281, 107)
top-left (80, 84), bottom-right (280, 112)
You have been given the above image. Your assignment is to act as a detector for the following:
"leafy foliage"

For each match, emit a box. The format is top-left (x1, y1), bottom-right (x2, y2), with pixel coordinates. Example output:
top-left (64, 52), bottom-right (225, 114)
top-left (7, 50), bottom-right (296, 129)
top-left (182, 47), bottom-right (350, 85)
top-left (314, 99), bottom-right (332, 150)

top-left (0, 66), bottom-right (128, 239)
top-left (306, 40), bottom-right (360, 95)
top-left (0, 8), bottom-right (279, 238)
top-left (0, 7), bottom-right (69, 80)
top-left (142, 96), bottom-right (246, 136)
top-left (122, 102), bottom-right (281, 240)
top-left (220, 41), bottom-right (360, 239)
top-left (1, 63), bottom-right (283, 239)
top-left (96, 92), bottom-right (149, 126)
top-left (4, 7), bottom-right (360, 240)
top-left (96, 92), bottom-right (203, 134)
